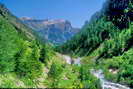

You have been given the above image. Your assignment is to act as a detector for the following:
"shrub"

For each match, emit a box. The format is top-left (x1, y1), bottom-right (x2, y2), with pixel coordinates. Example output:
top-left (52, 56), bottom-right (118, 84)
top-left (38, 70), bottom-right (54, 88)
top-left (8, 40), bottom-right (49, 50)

top-left (80, 65), bottom-right (101, 89)
top-left (48, 62), bottom-right (63, 79)
top-left (15, 41), bottom-right (42, 79)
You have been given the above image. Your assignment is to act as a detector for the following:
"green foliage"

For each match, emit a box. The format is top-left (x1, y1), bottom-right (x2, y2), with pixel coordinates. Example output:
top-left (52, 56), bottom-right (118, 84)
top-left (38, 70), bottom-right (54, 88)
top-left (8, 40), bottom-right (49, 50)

top-left (0, 73), bottom-right (40, 88)
top-left (42, 44), bottom-right (55, 65)
top-left (15, 41), bottom-right (42, 79)
top-left (99, 23), bottom-right (133, 58)
top-left (56, 2), bottom-right (133, 88)
top-left (39, 45), bottom-right (46, 63)
top-left (58, 17), bottom-right (117, 56)
top-left (0, 1), bottom-right (133, 88)
top-left (0, 17), bottom-right (23, 73)
top-left (0, 16), bottom-right (43, 79)
top-left (48, 62), bottom-right (63, 79)
top-left (101, 48), bottom-right (133, 87)
top-left (80, 65), bottom-right (101, 89)
top-left (21, 77), bottom-right (36, 88)
top-left (0, 79), bottom-right (17, 88)
top-left (46, 62), bottom-right (101, 88)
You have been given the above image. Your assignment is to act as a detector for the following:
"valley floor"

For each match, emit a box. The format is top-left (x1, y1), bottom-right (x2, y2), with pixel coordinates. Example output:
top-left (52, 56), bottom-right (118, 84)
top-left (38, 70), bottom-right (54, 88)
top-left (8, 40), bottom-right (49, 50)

top-left (0, 53), bottom-right (132, 89)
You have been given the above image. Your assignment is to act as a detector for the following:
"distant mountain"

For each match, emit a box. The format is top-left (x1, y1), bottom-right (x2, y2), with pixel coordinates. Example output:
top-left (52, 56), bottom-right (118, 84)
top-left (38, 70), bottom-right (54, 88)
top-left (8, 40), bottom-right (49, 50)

top-left (21, 18), bottom-right (80, 45)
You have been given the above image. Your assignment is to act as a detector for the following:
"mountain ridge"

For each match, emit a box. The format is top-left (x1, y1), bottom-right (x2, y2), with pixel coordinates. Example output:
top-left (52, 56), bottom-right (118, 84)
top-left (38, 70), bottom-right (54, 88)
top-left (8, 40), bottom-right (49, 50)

top-left (21, 17), bottom-right (80, 44)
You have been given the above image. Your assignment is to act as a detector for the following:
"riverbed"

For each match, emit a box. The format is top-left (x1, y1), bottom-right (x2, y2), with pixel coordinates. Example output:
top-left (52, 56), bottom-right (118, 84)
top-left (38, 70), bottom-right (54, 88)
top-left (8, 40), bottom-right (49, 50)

top-left (62, 55), bottom-right (130, 89)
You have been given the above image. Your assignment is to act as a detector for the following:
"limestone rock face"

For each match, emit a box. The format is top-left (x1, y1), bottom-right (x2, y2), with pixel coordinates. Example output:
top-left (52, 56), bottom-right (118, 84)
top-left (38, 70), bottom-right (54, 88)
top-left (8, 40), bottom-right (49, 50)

top-left (21, 18), bottom-right (80, 45)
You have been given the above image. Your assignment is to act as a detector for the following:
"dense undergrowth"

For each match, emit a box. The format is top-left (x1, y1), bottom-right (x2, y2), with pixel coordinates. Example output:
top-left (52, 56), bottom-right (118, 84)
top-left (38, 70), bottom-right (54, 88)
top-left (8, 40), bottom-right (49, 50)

top-left (99, 48), bottom-right (133, 88)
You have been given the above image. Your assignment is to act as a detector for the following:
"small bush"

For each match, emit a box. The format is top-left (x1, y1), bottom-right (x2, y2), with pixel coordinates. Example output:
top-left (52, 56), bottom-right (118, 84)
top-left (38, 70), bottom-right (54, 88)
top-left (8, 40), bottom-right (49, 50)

top-left (48, 62), bottom-right (63, 79)
top-left (15, 41), bottom-right (42, 79)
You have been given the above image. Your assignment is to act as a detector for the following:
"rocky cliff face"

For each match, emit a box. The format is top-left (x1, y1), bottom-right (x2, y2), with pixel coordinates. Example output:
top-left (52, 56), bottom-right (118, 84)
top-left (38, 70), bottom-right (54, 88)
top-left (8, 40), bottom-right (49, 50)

top-left (21, 18), bottom-right (80, 45)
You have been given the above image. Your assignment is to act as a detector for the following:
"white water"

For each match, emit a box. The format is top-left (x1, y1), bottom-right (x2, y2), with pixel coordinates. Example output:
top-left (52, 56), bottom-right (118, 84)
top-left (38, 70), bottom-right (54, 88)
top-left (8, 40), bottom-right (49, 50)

top-left (62, 55), bottom-right (130, 89)
top-left (90, 69), bottom-right (130, 89)
top-left (62, 55), bottom-right (81, 65)
top-left (63, 55), bottom-right (72, 64)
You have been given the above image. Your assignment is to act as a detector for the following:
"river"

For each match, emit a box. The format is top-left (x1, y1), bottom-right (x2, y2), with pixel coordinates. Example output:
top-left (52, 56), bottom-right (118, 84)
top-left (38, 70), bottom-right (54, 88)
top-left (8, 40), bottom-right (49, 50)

top-left (90, 69), bottom-right (130, 89)
top-left (62, 55), bottom-right (130, 89)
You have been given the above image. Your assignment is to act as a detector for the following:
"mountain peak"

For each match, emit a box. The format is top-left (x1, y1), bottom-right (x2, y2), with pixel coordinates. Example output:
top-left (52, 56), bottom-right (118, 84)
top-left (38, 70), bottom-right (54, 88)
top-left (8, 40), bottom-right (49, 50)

top-left (21, 17), bottom-right (34, 20)
top-left (21, 18), bottom-right (80, 44)
top-left (21, 17), bottom-right (70, 25)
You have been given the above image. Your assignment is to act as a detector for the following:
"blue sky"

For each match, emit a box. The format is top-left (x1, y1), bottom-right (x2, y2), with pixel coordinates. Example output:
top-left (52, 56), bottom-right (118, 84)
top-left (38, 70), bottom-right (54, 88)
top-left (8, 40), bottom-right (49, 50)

top-left (2, 0), bottom-right (105, 28)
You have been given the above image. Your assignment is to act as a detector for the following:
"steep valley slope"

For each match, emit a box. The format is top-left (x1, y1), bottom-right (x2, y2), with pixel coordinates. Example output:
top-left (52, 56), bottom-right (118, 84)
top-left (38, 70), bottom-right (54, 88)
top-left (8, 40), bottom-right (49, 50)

top-left (0, 3), bottom-right (100, 89)
top-left (0, 0), bottom-right (133, 88)
top-left (58, 0), bottom-right (133, 88)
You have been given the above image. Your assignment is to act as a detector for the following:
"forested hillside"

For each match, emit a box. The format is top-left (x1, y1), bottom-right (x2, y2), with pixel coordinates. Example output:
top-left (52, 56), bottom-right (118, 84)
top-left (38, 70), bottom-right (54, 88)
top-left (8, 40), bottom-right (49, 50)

top-left (0, 0), bottom-right (133, 88)
top-left (0, 3), bottom-right (46, 86)
top-left (0, 3), bottom-right (101, 88)
top-left (57, 0), bottom-right (133, 88)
